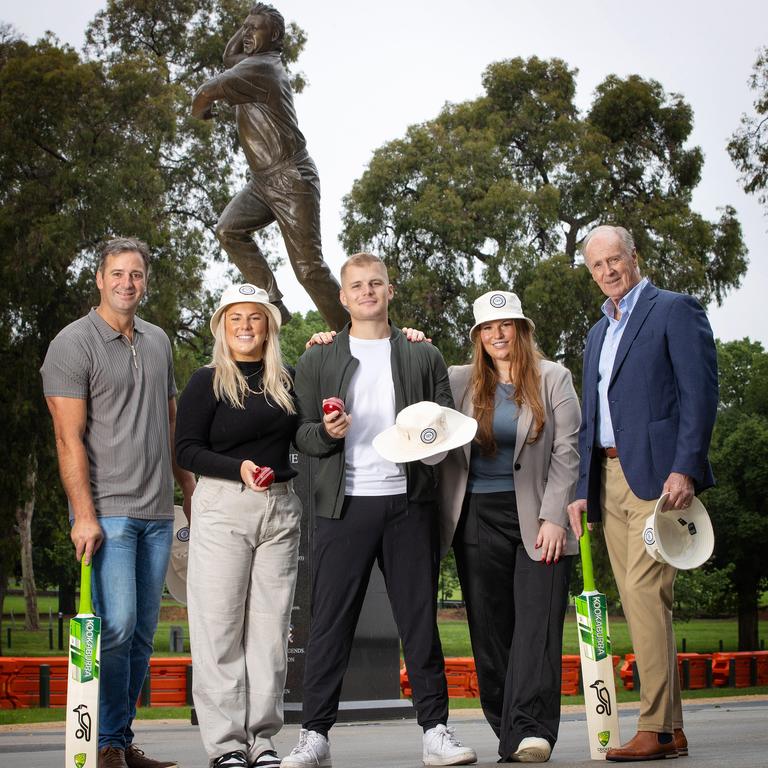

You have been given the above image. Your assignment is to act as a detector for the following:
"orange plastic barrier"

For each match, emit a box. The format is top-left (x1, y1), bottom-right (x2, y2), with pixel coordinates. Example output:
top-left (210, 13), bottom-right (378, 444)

top-left (711, 652), bottom-right (768, 688)
top-left (677, 653), bottom-right (713, 690)
top-left (621, 653), bottom-right (722, 691)
top-left (561, 655), bottom-right (581, 696)
top-left (0, 656), bottom-right (192, 709)
top-left (618, 653), bottom-right (637, 690)
top-left (0, 657), bottom-right (68, 709)
top-left (401, 656), bottom-right (593, 699)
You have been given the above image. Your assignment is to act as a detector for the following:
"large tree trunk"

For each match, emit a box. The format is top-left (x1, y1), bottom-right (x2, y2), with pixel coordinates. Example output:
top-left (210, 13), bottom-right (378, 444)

top-left (15, 453), bottom-right (39, 632)
top-left (737, 588), bottom-right (759, 651)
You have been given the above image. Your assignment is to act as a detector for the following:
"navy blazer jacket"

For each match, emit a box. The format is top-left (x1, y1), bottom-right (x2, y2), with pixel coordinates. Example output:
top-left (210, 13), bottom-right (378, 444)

top-left (576, 282), bottom-right (718, 522)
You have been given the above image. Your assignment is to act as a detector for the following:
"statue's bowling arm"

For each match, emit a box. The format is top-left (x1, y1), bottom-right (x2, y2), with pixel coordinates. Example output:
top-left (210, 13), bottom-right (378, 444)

top-left (191, 77), bottom-right (224, 120)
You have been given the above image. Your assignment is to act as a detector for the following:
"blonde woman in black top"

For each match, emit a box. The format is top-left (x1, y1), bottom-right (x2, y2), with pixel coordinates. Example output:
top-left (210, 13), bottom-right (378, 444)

top-left (176, 284), bottom-right (300, 768)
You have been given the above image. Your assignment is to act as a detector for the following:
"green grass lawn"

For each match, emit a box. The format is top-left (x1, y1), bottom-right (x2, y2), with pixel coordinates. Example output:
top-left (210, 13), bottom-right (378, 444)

top-left (1, 595), bottom-right (760, 657)
top-left (439, 613), bottom-right (748, 658)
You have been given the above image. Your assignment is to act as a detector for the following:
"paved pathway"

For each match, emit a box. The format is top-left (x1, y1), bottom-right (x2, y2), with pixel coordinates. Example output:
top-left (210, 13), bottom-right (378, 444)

top-left (2, 698), bottom-right (767, 768)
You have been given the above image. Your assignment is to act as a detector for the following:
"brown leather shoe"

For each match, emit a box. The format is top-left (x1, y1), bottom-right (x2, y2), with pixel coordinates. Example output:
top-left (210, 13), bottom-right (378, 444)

top-left (99, 747), bottom-right (128, 768)
top-left (125, 745), bottom-right (178, 768)
top-left (606, 731), bottom-right (678, 761)
top-left (673, 729), bottom-right (688, 757)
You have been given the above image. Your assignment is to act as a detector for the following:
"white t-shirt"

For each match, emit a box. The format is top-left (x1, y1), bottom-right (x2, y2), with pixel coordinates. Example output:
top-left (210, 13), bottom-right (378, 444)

top-left (344, 336), bottom-right (407, 496)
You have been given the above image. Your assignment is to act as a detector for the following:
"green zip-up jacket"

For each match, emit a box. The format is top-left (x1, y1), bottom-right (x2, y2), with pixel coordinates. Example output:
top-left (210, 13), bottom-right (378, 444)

top-left (294, 322), bottom-right (455, 519)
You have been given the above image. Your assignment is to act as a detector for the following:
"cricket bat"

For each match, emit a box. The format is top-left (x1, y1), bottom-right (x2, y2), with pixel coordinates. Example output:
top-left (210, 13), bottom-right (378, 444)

top-left (574, 515), bottom-right (621, 759)
top-left (65, 558), bottom-right (101, 768)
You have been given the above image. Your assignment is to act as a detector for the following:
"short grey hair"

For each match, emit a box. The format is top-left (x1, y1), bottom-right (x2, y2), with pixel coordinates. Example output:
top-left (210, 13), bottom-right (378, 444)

top-left (97, 237), bottom-right (150, 275)
top-left (582, 225), bottom-right (635, 258)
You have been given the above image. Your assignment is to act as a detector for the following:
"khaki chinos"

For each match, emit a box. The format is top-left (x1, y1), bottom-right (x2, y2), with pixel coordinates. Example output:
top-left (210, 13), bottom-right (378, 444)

top-left (600, 457), bottom-right (682, 733)
top-left (187, 476), bottom-right (302, 764)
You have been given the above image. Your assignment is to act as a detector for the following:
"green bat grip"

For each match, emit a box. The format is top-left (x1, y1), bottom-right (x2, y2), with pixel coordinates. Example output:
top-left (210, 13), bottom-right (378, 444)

top-left (579, 512), bottom-right (596, 592)
top-left (79, 557), bottom-right (94, 615)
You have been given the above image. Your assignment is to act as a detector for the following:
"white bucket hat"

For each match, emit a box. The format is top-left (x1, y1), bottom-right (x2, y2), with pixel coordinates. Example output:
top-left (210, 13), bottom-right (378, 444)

top-left (469, 290), bottom-right (535, 340)
top-left (642, 493), bottom-right (715, 570)
top-left (209, 284), bottom-right (282, 335)
top-left (372, 401), bottom-right (478, 464)
top-left (165, 505), bottom-right (190, 605)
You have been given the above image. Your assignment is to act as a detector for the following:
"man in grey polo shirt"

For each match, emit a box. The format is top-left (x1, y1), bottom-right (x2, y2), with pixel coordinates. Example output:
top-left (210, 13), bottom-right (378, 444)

top-left (41, 237), bottom-right (196, 768)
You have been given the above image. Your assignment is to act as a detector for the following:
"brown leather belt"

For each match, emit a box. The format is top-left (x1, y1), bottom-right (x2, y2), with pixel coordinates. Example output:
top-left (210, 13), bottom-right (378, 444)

top-left (600, 447), bottom-right (618, 458)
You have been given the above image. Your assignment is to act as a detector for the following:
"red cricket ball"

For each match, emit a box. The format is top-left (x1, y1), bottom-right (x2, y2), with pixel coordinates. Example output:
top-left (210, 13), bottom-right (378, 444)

top-left (322, 397), bottom-right (345, 415)
top-left (252, 465), bottom-right (275, 489)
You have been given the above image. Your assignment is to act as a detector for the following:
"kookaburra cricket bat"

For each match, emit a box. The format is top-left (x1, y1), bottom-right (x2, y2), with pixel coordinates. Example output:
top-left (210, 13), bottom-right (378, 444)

top-left (574, 515), bottom-right (621, 759)
top-left (65, 558), bottom-right (101, 768)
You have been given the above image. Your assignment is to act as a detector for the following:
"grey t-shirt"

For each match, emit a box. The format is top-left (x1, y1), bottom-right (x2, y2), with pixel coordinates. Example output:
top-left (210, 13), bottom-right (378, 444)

top-left (41, 309), bottom-right (177, 520)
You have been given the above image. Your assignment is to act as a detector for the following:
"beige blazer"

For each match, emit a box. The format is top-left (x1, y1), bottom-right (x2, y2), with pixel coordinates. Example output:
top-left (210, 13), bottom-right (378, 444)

top-left (438, 360), bottom-right (581, 560)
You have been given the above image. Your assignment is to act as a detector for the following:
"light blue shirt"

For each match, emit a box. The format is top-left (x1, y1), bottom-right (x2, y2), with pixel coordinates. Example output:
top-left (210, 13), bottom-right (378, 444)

top-left (467, 382), bottom-right (518, 493)
top-left (596, 277), bottom-right (649, 448)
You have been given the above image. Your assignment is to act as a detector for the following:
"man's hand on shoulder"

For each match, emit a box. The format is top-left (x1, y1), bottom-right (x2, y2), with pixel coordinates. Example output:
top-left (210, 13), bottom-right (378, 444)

top-left (305, 330), bottom-right (336, 349)
top-left (400, 327), bottom-right (431, 343)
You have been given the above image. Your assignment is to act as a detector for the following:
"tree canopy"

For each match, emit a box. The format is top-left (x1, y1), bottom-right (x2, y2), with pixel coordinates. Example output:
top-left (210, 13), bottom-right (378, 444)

top-left (729, 46), bottom-right (768, 213)
top-left (342, 56), bottom-right (748, 370)
top-left (703, 339), bottom-right (768, 650)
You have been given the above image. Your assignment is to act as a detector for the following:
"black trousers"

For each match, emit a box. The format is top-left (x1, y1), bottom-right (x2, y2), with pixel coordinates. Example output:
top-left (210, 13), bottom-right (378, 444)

top-left (301, 495), bottom-right (449, 736)
top-left (453, 491), bottom-right (572, 759)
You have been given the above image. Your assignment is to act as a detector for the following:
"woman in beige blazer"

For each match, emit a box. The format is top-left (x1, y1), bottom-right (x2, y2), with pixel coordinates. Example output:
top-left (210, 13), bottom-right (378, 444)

top-left (438, 290), bottom-right (580, 763)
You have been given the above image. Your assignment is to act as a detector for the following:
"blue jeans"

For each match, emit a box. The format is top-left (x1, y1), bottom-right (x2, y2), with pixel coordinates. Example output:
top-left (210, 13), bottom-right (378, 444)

top-left (91, 517), bottom-right (172, 749)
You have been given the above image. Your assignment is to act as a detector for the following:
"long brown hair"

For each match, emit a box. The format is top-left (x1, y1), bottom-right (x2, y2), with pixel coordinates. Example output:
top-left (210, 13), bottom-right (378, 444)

top-left (469, 320), bottom-right (545, 455)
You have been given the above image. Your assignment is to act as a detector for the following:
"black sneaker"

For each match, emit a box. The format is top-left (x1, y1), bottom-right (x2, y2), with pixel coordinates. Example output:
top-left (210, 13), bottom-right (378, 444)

top-left (212, 752), bottom-right (248, 768)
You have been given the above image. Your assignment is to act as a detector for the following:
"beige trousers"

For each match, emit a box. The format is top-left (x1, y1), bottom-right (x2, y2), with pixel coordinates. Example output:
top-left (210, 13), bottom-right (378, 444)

top-left (601, 457), bottom-right (682, 733)
top-left (188, 476), bottom-right (301, 764)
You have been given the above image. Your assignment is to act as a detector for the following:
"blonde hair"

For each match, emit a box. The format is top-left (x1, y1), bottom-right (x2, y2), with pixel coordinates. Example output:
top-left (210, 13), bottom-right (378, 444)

top-left (209, 307), bottom-right (295, 414)
top-left (469, 319), bottom-right (544, 454)
top-left (340, 252), bottom-right (389, 283)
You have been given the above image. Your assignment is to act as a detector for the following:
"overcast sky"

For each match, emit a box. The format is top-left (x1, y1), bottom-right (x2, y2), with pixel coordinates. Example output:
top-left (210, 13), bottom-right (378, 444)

top-left (3, 0), bottom-right (767, 345)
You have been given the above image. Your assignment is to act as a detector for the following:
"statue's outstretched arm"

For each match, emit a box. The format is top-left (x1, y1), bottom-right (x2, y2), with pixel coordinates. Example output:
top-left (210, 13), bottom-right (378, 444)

top-left (191, 77), bottom-right (224, 120)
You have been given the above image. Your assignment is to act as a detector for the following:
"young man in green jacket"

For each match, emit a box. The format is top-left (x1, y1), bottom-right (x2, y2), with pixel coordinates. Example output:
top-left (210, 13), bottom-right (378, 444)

top-left (282, 253), bottom-right (476, 768)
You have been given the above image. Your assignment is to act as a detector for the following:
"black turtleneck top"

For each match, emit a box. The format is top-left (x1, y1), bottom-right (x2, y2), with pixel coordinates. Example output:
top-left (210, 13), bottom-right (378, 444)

top-left (175, 361), bottom-right (298, 483)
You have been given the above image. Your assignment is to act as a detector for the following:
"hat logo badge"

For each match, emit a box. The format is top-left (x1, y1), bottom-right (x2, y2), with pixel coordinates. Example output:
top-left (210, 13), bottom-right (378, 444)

top-left (239, 285), bottom-right (256, 295)
top-left (420, 428), bottom-right (437, 445)
top-left (643, 528), bottom-right (655, 546)
top-left (490, 294), bottom-right (506, 308)
top-left (176, 526), bottom-right (190, 543)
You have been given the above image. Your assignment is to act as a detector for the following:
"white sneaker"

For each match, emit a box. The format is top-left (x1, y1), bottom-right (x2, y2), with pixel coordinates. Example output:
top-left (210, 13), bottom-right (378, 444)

top-left (510, 737), bottom-right (551, 763)
top-left (423, 724), bottom-right (477, 766)
top-left (280, 730), bottom-right (331, 768)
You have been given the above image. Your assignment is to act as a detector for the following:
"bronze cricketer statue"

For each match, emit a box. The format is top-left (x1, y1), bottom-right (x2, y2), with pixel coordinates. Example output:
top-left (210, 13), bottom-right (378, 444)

top-left (192, 3), bottom-right (348, 330)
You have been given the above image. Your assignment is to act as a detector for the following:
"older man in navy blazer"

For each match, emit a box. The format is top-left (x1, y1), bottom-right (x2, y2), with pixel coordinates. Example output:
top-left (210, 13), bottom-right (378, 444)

top-left (567, 225), bottom-right (718, 762)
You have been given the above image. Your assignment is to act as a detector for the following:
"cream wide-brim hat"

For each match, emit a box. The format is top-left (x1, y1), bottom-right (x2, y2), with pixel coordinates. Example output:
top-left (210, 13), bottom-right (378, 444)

top-left (642, 493), bottom-right (715, 570)
top-left (209, 284), bottom-right (282, 336)
top-left (165, 505), bottom-right (190, 605)
top-left (469, 290), bottom-right (535, 340)
top-left (373, 401), bottom-right (478, 464)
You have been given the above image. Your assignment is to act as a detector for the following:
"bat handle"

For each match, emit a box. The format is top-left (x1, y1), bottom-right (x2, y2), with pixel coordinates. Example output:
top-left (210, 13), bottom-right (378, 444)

top-left (79, 558), bottom-right (94, 615)
top-left (579, 512), bottom-right (596, 592)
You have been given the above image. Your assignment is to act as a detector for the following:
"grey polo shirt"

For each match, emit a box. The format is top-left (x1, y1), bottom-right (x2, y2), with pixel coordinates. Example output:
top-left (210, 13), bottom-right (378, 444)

top-left (41, 309), bottom-right (177, 520)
